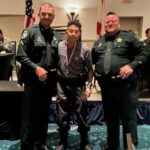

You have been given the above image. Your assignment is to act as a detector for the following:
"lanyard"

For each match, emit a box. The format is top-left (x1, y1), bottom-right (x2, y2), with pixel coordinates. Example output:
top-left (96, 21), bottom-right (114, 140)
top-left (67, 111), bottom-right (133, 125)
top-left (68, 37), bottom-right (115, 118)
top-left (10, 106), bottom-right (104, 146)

top-left (66, 42), bottom-right (77, 66)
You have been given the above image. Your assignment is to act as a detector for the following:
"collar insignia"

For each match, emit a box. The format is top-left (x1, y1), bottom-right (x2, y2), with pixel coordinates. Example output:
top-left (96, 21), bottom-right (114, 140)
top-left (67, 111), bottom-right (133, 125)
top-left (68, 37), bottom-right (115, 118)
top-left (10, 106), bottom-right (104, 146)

top-left (36, 36), bottom-right (43, 42)
top-left (21, 30), bottom-right (28, 39)
top-left (117, 37), bottom-right (122, 42)
top-left (98, 43), bottom-right (102, 47)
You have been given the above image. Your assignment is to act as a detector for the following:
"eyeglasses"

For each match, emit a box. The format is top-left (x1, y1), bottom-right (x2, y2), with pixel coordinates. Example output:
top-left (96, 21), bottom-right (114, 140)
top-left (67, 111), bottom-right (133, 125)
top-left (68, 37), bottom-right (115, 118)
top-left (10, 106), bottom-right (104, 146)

top-left (105, 20), bottom-right (119, 24)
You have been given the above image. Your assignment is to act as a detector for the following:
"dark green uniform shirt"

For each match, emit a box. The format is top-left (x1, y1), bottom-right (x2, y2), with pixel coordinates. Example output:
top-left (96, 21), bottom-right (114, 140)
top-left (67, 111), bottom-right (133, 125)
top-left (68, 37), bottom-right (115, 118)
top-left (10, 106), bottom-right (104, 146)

top-left (92, 30), bottom-right (150, 75)
top-left (16, 23), bottom-right (61, 85)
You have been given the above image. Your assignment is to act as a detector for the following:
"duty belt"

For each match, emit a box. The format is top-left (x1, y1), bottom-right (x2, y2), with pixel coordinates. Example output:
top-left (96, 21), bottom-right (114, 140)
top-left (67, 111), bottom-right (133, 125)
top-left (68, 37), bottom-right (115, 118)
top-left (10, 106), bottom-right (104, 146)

top-left (97, 74), bottom-right (130, 87)
top-left (48, 68), bottom-right (57, 72)
top-left (111, 75), bottom-right (120, 79)
top-left (96, 73), bottom-right (120, 80)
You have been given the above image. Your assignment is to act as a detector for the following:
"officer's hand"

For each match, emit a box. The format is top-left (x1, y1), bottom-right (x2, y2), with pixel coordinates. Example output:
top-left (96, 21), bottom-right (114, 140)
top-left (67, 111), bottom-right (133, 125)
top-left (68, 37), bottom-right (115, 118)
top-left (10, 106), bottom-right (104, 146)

top-left (119, 65), bottom-right (133, 79)
top-left (85, 87), bottom-right (91, 97)
top-left (35, 66), bottom-right (48, 82)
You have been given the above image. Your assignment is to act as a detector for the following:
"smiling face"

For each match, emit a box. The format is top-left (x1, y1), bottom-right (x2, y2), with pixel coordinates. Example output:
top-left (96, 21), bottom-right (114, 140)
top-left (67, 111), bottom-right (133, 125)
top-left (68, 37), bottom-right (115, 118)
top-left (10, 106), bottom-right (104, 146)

top-left (38, 3), bottom-right (55, 29)
top-left (104, 14), bottom-right (120, 35)
top-left (66, 24), bottom-right (81, 45)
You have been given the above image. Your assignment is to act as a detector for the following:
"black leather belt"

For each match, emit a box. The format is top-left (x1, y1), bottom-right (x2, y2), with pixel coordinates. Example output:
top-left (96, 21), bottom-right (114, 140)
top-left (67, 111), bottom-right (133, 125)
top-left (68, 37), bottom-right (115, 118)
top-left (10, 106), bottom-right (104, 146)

top-left (48, 68), bottom-right (57, 72)
top-left (97, 74), bottom-right (120, 80)
top-left (94, 72), bottom-right (120, 80)
top-left (110, 75), bottom-right (120, 79)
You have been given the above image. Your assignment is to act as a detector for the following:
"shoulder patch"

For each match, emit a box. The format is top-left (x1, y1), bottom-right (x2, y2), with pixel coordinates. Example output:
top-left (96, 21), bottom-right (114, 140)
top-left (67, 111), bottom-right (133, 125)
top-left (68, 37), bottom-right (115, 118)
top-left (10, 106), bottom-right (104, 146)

top-left (134, 34), bottom-right (143, 41)
top-left (21, 30), bottom-right (29, 39)
top-left (144, 42), bottom-right (146, 46)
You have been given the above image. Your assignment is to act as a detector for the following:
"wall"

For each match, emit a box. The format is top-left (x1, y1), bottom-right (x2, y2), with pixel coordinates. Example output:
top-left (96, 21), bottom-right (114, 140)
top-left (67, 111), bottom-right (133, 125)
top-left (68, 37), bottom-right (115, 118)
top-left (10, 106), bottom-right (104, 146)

top-left (0, 0), bottom-right (150, 44)
top-left (0, 0), bottom-right (25, 45)
top-left (39, 7), bottom-right (98, 41)
top-left (0, 0), bottom-right (24, 15)
top-left (0, 15), bottom-right (24, 43)
top-left (0, 0), bottom-right (98, 45)
top-left (103, 0), bottom-right (150, 39)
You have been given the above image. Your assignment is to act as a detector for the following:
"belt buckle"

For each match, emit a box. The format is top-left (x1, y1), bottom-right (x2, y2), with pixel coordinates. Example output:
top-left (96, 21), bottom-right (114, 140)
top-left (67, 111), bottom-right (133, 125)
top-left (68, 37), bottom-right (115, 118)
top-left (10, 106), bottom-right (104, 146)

top-left (111, 75), bottom-right (120, 79)
top-left (49, 68), bottom-right (56, 72)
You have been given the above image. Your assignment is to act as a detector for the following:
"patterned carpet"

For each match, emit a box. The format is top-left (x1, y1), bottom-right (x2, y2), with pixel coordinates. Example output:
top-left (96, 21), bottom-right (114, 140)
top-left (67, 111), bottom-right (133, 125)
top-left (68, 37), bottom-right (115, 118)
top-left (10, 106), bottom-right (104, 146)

top-left (0, 124), bottom-right (150, 150)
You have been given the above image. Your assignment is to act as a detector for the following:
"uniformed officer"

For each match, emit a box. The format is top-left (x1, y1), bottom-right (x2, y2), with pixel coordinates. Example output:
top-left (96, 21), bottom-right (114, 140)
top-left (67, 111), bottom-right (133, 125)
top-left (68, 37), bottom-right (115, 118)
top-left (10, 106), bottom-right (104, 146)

top-left (139, 28), bottom-right (150, 91)
top-left (16, 3), bottom-right (60, 150)
top-left (144, 28), bottom-right (150, 46)
top-left (91, 12), bottom-right (150, 150)
top-left (56, 21), bottom-right (93, 150)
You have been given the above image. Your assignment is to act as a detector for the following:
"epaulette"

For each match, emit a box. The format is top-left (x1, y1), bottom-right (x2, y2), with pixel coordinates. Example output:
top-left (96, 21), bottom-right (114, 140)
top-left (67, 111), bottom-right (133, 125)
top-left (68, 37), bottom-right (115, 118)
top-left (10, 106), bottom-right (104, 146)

top-left (121, 30), bottom-right (130, 33)
top-left (23, 24), bottom-right (38, 32)
top-left (53, 29), bottom-right (64, 41)
top-left (30, 24), bottom-right (39, 29)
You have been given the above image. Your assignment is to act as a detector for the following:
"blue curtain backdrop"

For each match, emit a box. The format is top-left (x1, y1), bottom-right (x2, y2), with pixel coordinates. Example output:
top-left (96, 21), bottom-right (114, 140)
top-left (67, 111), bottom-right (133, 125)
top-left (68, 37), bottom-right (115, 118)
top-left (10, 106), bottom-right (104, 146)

top-left (49, 101), bottom-right (150, 125)
top-left (0, 101), bottom-right (150, 140)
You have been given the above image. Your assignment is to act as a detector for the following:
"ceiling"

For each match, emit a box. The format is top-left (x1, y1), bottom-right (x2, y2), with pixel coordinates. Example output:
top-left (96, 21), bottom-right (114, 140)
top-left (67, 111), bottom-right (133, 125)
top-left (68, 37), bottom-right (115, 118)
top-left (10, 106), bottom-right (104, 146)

top-left (45, 0), bottom-right (99, 9)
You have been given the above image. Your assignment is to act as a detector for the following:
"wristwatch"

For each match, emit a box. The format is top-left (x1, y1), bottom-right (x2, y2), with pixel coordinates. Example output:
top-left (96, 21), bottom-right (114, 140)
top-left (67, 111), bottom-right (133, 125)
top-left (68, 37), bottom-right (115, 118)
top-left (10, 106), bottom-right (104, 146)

top-left (86, 81), bottom-right (92, 89)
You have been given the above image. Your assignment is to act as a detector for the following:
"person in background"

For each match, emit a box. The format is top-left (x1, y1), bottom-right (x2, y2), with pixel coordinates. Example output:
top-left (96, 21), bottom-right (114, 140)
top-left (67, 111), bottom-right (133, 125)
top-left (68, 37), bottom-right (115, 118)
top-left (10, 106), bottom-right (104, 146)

top-left (0, 29), bottom-right (11, 53)
top-left (0, 29), bottom-right (14, 80)
top-left (56, 20), bottom-right (93, 150)
top-left (16, 3), bottom-right (60, 150)
top-left (138, 28), bottom-right (150, 93)
top-left (144, 28), bottom-right (150, 47)
top-left (91, 12), bottom-right (150, 150)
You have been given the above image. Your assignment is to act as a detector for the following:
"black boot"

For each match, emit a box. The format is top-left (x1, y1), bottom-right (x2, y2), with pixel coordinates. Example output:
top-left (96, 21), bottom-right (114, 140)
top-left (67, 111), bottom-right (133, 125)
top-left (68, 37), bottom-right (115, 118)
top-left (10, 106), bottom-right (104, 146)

top-left (80, 132), bottom-right (92, 150)
top-left (101, 144), bottom-right (118, 150)
top-left (34, 139), bottom-right (50, 150)
top-left (56, 131), bottom-right (68, 150)
top-left (21, 142), bottom-right (34, 150)
top-left (56, 144), bottom-right (66, 150)
top-left (34, 143), bottom-right (50, 150)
